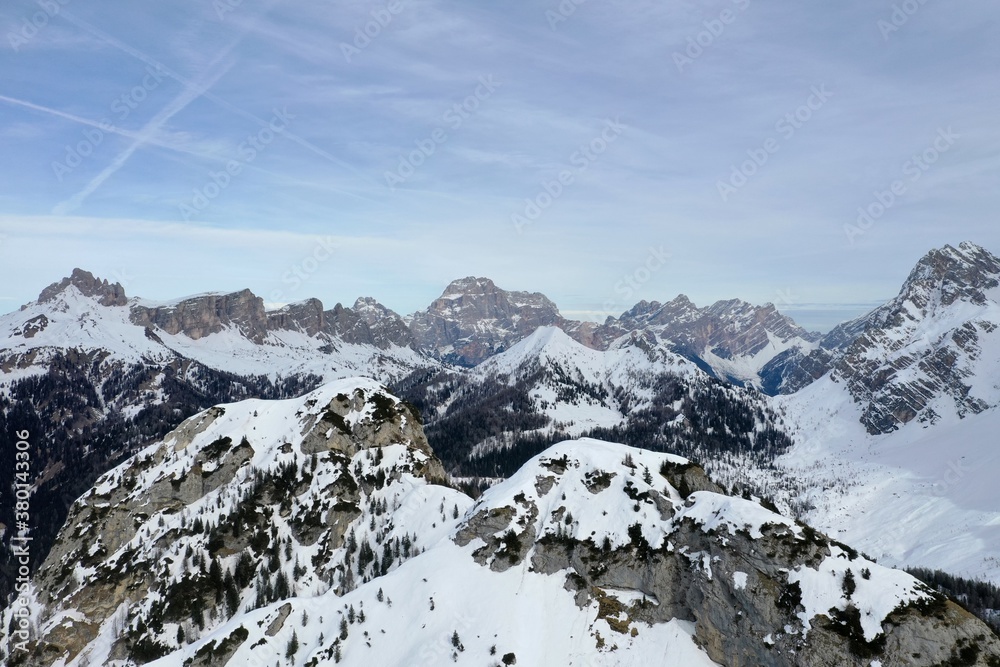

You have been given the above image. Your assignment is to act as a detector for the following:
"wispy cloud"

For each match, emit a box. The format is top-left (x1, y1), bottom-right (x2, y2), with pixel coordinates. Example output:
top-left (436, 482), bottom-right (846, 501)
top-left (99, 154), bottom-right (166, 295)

top-left (0, 0), bottom-right (997, 317)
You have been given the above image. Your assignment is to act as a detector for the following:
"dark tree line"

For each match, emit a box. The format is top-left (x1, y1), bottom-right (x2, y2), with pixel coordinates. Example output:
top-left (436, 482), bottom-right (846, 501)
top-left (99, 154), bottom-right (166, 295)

top-left (394, 366), bottom-right (793, 480)
top-left (0, 350), bottom-right (322, 608)
top-left (394, 368), bottom-right (551, 477)
top-left (907, 567), bottom-right (1000, 633)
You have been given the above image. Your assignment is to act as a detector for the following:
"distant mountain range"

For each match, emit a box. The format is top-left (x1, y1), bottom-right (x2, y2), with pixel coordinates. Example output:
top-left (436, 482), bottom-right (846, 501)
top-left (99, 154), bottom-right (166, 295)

top-left (4, 263), bottom-right (824, 387)
top-left (3, 241), bottom-right (1000, 648)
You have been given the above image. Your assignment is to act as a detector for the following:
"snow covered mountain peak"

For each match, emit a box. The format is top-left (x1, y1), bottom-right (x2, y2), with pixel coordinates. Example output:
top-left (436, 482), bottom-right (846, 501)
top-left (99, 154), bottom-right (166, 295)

top-left (897, 241), bottom-right (1000, 313)
top-left (771, 242), bottom-right (1000, 433)
top-left (5, 378), bottom-right (458, 666)
top-left (479, 325), bottom-right (586, 369)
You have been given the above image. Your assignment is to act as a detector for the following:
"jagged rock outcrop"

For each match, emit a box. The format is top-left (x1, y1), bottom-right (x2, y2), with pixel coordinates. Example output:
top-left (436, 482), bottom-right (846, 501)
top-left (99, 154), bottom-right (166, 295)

top-left (353, 297), bottom-right (415, 349)
top-left (35, 268), bottom-right (127, 308)
top-left (263, 297), bottom-right (414, 350)
top-left (323, 302), bottom-right (376, 345)
top-left (265, 298), bottom-right (326, 337)
top-left (457, 441), bottom-right (1000, 667)
top-left (3, 379), bottom-right (457, 667)
top-left (769, 242), bottom-right (1000, 433)
top-left (408, 276), bottom-right (568, 366)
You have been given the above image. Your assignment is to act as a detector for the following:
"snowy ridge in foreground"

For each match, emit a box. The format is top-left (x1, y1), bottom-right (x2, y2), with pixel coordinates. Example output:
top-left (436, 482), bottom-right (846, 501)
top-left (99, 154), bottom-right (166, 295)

top-left (139, 437), bottom-right (998, 667)
top-left (8, 382), bottom-right (1000, 667)
top-left (3, 378), bottom-right (460, 666)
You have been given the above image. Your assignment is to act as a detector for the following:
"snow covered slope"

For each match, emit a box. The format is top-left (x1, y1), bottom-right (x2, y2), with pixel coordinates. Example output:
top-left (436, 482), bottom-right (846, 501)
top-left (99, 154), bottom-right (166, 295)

top-left (8, 392), bottom-right (998, 666)
top-left (773, 375), bottom-right (1000, 585)
top-left (402, 327), bottom-right (796, 486)
top-left (471, 326), bottom-right (700, 435)
top-left (754, 243), bottom-right (1000, 584)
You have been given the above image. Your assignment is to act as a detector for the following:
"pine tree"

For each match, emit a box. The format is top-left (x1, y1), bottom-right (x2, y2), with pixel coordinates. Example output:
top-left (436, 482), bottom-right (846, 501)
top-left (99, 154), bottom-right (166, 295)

top-left (274, 571), bottom-right (290, 600)
top-left (223, 572), bottom-right (239, 617)
top-left (380, 544), bottom-right (393, 574)
top-left (209, 558), bottom-right (224, 602)
top-left (842, 569), bottom-right (857, 598)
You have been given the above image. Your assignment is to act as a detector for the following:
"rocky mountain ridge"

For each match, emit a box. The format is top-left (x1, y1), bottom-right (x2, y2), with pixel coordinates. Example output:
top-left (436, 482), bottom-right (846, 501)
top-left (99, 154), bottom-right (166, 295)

top-left (12, 267), bottom-right (824, 388)
top-left (3, 378), bottom-right (459, 666)
top-left (14, 242), bottom-right (1000, 400)
top-left (34, 268), bottom-right (413, 350)
top-left (405, 276), bottom-right (822, 384)
top-left (5, 382), bottom-right (999, 667)
top-left (764, 241), bottom-right (1000, 433)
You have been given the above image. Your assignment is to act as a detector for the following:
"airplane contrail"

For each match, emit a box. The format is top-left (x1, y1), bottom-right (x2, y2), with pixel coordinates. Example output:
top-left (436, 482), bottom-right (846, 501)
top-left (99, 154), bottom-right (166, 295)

top-left (53, 56), bottom-right (237, 215)
top-left (59, 10), bottom-right (379, 190)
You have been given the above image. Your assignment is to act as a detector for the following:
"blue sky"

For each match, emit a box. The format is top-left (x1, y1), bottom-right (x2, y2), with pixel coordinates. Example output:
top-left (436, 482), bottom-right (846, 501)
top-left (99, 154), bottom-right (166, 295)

top-left (1, 0), bottom-right (998, 331)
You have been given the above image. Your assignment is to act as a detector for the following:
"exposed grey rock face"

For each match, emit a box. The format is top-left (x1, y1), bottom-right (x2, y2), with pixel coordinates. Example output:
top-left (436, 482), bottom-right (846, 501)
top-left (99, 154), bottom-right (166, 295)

top-left (35, 267), bottom-right (127, 307)
top-left (408, 276), bottom-right (568, 366)
top-left (353, 296), bottom-right (415, 349)
top-left (458, 444), bottom-right (1000, 667)
top-left (314, 299), bottom-right (415, 350)
top-left (575, 295), bottom-right (821, 384)
top-left (265, 297), bottom-right (414, 349)
top-left (131, 289), bottom-right (270, 343)
top-left (7, 380), bottom-right (452, 667)
top-left (265, 297), bottom-right (326, 337)
top-left (323, 302), bottom-right (375, 345)
top-left (769, 242), bottom-right (1000, 433)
